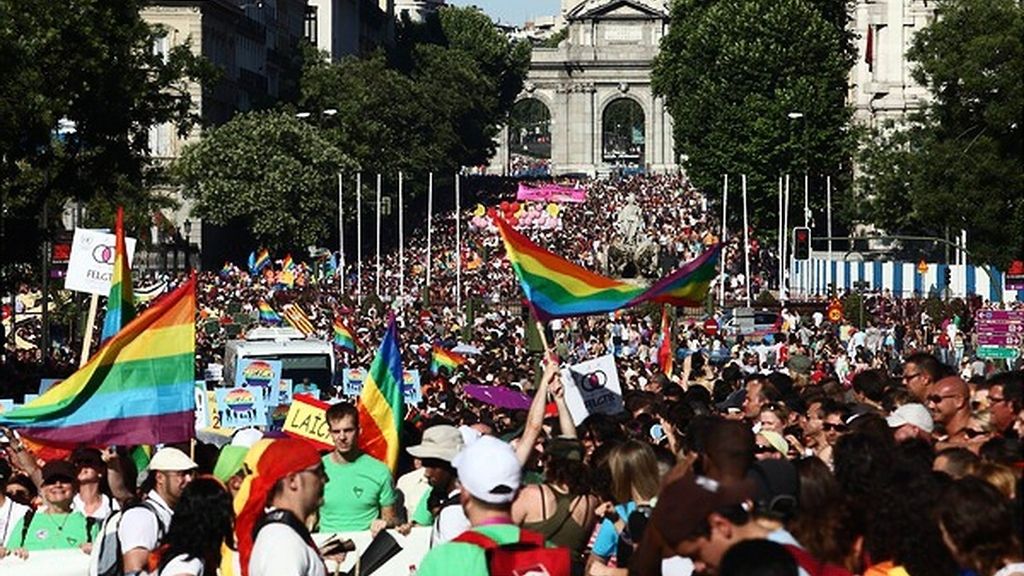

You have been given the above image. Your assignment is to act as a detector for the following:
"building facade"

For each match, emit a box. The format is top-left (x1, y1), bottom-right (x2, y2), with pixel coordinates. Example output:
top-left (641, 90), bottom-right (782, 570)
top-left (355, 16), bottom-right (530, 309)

top-left (307, 0), bottom-right (390, 60)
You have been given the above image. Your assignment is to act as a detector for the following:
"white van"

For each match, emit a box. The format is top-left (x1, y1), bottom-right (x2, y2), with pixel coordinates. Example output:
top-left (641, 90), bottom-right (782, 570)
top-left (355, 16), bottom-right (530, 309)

top-left (224, 327), bottom-right (336, 387)
top-left (722, 308), bottom-right (782, 340)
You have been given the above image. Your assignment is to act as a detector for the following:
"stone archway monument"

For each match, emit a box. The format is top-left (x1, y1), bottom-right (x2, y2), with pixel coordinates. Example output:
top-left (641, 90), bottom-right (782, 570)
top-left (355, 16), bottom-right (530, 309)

top-left (491, 0), bottom-right (677, 177)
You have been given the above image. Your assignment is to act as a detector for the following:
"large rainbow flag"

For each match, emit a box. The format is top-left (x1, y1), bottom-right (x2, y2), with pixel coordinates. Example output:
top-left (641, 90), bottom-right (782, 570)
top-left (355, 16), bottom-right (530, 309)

top-left (0, 277), bottom-right (197, 445)
top-left (357, 316), bottom-right (404, 472)
top-left (100, 207), bottom-right (136, 344)
top-left (494, 217), bottom-right (720, 319)
top-left (430, 344), bottom-right (466, 375)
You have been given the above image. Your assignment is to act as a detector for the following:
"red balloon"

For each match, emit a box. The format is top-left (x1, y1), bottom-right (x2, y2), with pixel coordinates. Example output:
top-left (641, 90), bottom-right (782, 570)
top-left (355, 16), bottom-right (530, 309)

top-left (500, 201), bottom-right (510, 211)
top-left (508, 216), bottom-right (519, 226)
top-left (510, 201), bottom-right (520, 213)
top-left (487, 207), bottom-right (499, 219)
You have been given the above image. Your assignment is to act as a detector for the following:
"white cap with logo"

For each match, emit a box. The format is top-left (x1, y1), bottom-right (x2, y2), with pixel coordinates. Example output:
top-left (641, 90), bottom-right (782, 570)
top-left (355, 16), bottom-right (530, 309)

top-left (453, 435), bottom-right (521, 504)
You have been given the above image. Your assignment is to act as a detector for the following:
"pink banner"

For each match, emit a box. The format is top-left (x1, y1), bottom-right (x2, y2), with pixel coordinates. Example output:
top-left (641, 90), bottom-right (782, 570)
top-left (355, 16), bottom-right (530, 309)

top-left (516, 183), bottom-right (588, 203)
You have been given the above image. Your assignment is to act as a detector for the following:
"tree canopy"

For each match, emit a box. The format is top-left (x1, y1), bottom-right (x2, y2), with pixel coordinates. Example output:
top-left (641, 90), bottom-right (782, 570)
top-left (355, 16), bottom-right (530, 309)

top-left (855, 0), bottom-right (1023, 267)
top-left (173, 110), bottom-right (356, 250)
top-left (0, 0), bottom-right (210, 231)
top-left (652, 0), bottom-right (855, 233)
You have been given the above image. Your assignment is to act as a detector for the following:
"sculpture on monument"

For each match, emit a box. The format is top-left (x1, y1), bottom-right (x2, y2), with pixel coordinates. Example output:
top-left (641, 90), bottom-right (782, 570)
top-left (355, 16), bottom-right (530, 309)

top-left (602, 194), bottom-right (661, 279)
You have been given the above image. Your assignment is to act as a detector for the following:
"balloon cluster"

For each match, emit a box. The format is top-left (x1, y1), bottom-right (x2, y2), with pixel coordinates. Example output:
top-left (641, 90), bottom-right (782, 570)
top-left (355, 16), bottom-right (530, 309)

top-left (469, 201), bottom-right (563, 231)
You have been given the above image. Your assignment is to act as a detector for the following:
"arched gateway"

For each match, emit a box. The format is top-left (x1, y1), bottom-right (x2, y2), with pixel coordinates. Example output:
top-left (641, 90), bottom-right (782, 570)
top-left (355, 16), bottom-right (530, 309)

top-left (491, 0), bottom-right (677, 177)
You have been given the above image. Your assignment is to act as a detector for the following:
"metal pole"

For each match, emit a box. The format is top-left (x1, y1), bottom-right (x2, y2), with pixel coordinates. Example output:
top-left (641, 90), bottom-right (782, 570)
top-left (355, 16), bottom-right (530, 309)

top-left (455, 172), bottom-right (462, 311)
top-left (344, 170), bottom-right (348, 286)
top-left (398, 171), bottom-right (404, 301)
top-left (41, 198), bottom-right (50, 364)
top-left (782, 175), bottom-right (790, 301)
top-left (742, 175), bottom-right (751, 307)
top-left (962, 229), bottom-right (968, 296)
top-left (375, 173), bottom-right (381, 297)
top-left (426, 173), bottom-right (433, 293)
top-left (719, 174), bottom-right (728, 307)
top-left (826, 175), bottom-right (833, 292)
top-left (804, 173), bottom-right (810, 227)
top-left (778, 176), bottom-right (783, 295)
top-left (357, 172), bottom-right (363, 304)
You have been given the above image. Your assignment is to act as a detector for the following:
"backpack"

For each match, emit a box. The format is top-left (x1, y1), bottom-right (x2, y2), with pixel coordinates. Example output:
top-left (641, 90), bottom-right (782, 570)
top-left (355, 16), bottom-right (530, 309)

top-left (88, 500), bottom-right (166, 576)
top-left (783, 544), bottom-right (854, 576)
top-left (455, 528), bottom-right (571, 576)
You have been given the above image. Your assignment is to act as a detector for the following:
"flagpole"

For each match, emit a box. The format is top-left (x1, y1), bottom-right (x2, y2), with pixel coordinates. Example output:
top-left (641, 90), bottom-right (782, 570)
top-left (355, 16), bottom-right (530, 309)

top-left (398, 170), bottom-right (404, 301)
top-left (719, 174), bottom-right (728, 308)
top-left (742, 174), bottom-right (751, 307)
top-left (455, 172), bottom-right (462, 311)
top-left (357, 172), bottom-right (363, 304)
top-left (375, 173), bottom-right (381, 298)
top-left (826, 175), bottom-right (832, 291)
top-left (338, 173), bottom-right (344, 294)
top-left (79, 294), bottom-right (99, 367)
top-left (426, 172), bottom-right (433, 294)
top-left (782, 174), bottom-right (790, 303)
top-left (778, 176), bottom-right (784, 297)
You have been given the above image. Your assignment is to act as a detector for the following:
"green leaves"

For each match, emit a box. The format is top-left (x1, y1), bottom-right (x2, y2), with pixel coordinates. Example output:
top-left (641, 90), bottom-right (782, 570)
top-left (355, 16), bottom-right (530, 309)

top-left (653, 0), bottom-right (855, 233)
top-left (855, 0), bottom-right (1023, 268)
top-left (173, 111), bottom-right (356, 250)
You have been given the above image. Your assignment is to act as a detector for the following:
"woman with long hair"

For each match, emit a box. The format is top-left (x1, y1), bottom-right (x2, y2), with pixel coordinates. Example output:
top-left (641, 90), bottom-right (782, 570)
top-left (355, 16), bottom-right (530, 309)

top-left (935, 477), bottom-right (1024, 576)
top-left (586, 440), bottom-right (661, 575)
top-left (155, 476), bottom-right (235, 576)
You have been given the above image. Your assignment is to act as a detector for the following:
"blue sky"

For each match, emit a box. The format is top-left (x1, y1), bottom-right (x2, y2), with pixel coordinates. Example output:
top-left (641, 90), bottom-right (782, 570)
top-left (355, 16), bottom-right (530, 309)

top-left (448, 0), bottom-right (562, 26)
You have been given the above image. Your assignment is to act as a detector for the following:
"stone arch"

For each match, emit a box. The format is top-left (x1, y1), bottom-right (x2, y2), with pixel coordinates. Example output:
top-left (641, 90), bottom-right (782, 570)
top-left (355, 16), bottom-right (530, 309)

top-left (508, 97), bottom-right (552, 177)
top-left (601, 96), bottom-right (646, 168)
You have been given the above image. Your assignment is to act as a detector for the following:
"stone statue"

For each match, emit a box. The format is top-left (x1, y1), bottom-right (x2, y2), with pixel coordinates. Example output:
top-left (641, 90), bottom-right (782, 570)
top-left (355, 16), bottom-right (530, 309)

top-left (615, 194), bottom-right (644, 247)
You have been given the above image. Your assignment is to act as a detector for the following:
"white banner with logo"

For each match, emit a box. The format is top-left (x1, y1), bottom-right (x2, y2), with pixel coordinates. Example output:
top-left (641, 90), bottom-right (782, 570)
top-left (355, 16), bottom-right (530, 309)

top-left (560, 354), bottom-right (624, 425)
top-left (64, 228), bottom-right (137, 295)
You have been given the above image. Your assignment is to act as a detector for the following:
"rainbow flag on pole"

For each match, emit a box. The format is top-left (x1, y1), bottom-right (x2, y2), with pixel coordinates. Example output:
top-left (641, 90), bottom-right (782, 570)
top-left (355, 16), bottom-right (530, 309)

top-left (333, 317), bottom-right (359, 353)
top-left (0, 277), bottom-right (197, 445)
top-left (100, 207), bottom-right (135, 344)
top-left (494, 217), bottom-right (720, 319)
top-left (249, 248), bottom-right (270, 274)
top-left (357, 316), bottom-right (404, 472)
top-left (430, 344), bottom-right (466, 375)
top-left (257, 300), bottom-right (282, 325)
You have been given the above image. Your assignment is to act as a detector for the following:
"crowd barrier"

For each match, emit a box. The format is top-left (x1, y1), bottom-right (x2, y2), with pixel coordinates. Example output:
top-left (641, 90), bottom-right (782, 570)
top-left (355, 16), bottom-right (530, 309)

top-left (0, 527), bottom-right (432, 576)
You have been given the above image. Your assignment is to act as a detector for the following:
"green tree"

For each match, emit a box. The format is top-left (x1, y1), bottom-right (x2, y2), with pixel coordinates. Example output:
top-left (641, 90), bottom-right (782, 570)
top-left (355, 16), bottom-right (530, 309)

top-left (300, 5), bottom-right (530, 177)
top-left (0, 0), bottom-right (210, 227)
top-left (652, 0), bottom-right (855, 233)
top-left (855, 0), bottom-right (1023, 267)
top-left (173, 111), bottom-right (356, 249)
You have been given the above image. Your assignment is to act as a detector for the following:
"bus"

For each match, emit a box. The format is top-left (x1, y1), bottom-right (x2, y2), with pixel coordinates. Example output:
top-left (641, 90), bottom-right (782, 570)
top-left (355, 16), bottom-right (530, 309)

top-left (224, 327), bottom-right (335, 388)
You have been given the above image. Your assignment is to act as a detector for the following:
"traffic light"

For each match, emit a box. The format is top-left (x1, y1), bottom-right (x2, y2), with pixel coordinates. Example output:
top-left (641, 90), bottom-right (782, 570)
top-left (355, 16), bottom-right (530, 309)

top-left (944, 267), bottom-right (951, 287)
top-left (793, 227), bottom-right (811, 260)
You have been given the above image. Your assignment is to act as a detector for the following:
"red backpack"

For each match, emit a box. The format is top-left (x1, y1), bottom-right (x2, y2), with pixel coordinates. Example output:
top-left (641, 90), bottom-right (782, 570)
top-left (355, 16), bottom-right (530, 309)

top-left (454, 528), bottom-right (571, 576)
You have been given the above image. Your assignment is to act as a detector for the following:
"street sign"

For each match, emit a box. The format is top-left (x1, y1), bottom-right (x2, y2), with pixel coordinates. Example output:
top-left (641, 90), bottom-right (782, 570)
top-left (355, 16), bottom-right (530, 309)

top-left (826, 301), bottom-right (843, 323)
top-left (703, 318), bottom-right (719, 336)
top-left (1006, 260), bottom-right (1024, 290)
top-left (978, 334), bottom-right (1022, 347)
top-left (977, 346), bottom-right (1021, 360)
top-left (917, 260), bottom-right (928, 274)
top-left (975, 323), bottom-right (1024, 335)
top-left (975, 310), bottom-right (1024, 322)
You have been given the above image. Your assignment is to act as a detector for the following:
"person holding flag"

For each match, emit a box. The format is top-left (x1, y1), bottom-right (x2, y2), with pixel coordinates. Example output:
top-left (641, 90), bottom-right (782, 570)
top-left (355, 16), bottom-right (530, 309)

top-left (318, 316), bottom-right (404, 534)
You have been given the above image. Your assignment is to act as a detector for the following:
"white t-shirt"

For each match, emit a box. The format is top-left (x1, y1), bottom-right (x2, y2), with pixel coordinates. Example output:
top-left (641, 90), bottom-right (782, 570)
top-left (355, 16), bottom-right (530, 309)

top-left (73, 493), bottom-right (120, 521)
top-left (0, 496), bottom-right (31, 547)
top-left (249, 522), bottom-right (326, 576)
top-left (430, 490), bottom-right (470, 547)
top-left (117, 491), bottom-right (173, 553)
top-left (159, 553), bottom-right (204, 576)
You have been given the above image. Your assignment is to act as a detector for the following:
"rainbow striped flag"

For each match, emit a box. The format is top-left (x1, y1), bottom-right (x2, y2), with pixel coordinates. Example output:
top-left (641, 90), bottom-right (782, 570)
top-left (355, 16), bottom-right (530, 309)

top-left (494, 217), bottom-right (647, 320)
top-left (282, 254), bottom-right (295, 271)
top-left (100, 207), bottom-right (136, 344)
top-left (0, 277), bottom-right (197, 445)
top-left (632, 244), bottom-right (722, 307)
top-left (430, 344), bottom-right (466, 375)
top-left (494, 217), bottom-right (721, 319)
top-left (219, 262), bottom-right (234, 278)
top-left (249, 248), bottom-right (270, 274)
top-left (333, 317), bottom-right (359, 353)
top-left (357, 316), bottom-right (404, 472)
top-left (257, 300), bottom-right (282, 325)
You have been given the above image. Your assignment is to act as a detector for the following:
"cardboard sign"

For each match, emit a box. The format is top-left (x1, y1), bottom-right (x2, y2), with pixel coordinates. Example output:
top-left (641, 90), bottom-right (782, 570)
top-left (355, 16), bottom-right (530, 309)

top-left (343, 368), bottom-right (366, 396)
top-left (0, 399), bottom-right (14, 413)
top-left (278, 378), bottom-right (294, 406)
top-left (236, 359), bottom-right (283, 407)
top-left (194, 382), bottom-right (210, 430)
top-left (215, 386), bottom-right (267, 429)
top-left (64, 228), bottom-right (137, 295)
top-left (402, 370), bottom-right (422, 404)
top-left (560, 354), bottom-right (624, 425)
top-left (208, 391), bottom-right (220, 428)
top-left (283, 393), bottom-right (333, 449)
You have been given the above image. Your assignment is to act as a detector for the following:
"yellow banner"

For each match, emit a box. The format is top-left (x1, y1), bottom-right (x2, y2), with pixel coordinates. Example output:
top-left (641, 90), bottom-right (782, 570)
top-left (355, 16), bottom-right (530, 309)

top-left (282, 394), bottom-right (333, 449)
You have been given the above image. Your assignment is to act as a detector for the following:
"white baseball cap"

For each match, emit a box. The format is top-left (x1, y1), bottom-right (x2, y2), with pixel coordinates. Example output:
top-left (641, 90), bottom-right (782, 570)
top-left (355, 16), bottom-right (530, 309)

top-left (886, 403), bottom-right (934, 434)
top-left (148, 447), bottom-right (198, 472)
top-left (453, 435), bottom-right (521, 504)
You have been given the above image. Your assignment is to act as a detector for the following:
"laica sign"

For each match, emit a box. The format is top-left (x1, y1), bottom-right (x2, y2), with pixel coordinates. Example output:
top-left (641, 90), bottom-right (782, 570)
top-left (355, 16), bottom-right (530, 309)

top-left (64, 228), bottom-right (137, 295)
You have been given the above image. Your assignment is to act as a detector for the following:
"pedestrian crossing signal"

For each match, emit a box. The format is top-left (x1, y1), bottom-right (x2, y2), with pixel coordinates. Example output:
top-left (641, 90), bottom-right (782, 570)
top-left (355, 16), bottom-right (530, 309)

top-left (793, 227), bottom-right (811, 260)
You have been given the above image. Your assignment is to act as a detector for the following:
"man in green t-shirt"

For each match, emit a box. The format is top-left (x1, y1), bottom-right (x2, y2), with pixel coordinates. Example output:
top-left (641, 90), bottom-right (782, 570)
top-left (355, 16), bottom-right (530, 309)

top-left (318, 402), bottom-right (398, 533)
top-left (417, 436), bottom-right (565, 576)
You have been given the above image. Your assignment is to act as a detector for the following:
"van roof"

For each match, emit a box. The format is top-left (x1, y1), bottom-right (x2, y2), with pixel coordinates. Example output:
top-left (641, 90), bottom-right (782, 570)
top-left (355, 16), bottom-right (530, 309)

top-left (244, 326), bottom-right (307, 341)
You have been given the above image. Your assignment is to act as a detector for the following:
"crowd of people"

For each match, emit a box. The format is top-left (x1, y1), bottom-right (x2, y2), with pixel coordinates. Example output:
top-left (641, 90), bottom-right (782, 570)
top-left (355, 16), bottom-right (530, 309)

top-left (1, 173), bottom-right (1023, 576)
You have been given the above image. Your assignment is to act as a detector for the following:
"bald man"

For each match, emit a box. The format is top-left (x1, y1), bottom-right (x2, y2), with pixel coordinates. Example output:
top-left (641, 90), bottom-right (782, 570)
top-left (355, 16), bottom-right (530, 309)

top-left (926, 376), bottom-right (972, 449)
